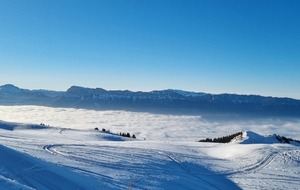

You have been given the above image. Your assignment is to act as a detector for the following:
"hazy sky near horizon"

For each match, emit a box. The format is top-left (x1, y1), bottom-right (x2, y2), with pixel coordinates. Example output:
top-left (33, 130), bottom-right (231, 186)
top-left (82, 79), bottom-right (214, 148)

top-left (0, 0), bottom-right (299, 99)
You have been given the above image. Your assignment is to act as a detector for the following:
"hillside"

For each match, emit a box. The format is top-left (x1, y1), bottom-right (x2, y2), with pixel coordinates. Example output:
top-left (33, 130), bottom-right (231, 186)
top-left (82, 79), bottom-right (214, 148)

top-left (1, 120), bottom-right (300, 189)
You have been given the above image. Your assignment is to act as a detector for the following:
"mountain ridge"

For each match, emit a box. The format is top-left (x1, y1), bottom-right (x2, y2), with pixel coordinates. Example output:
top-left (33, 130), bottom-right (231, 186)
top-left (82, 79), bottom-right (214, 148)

top-left (1, 84), bottom-right (300, 117)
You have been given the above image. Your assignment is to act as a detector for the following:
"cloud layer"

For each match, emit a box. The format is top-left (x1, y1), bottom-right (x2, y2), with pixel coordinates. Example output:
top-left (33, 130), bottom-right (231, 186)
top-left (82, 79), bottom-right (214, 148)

top-left (0, 105), bottom-right (299, 141)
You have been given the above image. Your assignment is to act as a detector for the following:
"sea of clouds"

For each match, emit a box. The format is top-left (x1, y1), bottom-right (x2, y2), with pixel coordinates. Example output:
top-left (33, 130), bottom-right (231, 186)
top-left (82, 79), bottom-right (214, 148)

top-left (0, 105), bottom-right (299, 141)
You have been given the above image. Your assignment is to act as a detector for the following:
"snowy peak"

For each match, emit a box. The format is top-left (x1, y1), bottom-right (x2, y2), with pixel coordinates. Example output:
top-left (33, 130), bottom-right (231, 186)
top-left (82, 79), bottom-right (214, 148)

top-left (242, 131), bottom-right (300, 145)
top-left (242, 131), bottom-right (278, 144)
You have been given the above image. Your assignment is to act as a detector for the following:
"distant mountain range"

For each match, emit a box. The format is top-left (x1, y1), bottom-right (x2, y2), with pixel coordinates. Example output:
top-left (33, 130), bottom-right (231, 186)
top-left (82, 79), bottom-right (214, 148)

top-left (1, 84), bottom-right (300, 117)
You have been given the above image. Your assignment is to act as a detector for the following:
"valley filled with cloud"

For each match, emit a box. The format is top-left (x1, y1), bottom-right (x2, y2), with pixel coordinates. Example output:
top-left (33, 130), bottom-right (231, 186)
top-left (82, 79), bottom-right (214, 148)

top-left (1, 105), bottom-right (299, 141)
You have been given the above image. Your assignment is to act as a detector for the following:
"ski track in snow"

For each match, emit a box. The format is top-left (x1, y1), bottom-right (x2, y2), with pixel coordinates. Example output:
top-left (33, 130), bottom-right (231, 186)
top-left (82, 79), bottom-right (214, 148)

top-left (40, 141), bottom-right (300, 190)
top-left (222, 148), bottom-right (279, 175)
top-left (44, 143), bottom-right (225, 190)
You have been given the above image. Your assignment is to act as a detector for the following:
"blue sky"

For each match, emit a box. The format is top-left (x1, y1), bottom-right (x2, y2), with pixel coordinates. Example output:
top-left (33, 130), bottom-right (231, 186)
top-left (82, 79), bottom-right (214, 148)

top-left (0, 0), bottom-right (299, 99)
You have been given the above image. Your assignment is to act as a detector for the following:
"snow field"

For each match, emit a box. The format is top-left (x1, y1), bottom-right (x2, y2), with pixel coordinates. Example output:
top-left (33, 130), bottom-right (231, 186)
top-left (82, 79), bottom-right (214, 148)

top-left (0, 105), bottom-right (300, 189)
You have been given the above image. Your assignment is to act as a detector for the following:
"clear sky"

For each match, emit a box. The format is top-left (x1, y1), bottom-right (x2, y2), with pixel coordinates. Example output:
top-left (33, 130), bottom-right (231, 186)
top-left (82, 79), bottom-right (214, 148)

top-left (0, 0), bottom-right (299, 99)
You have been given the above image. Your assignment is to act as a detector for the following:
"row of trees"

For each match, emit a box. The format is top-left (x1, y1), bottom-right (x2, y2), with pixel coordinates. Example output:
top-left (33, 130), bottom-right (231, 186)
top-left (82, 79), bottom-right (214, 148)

top-left (94, 127), bottom-right (136, 139)
top-left (275, 135), bottom-right (300, 144)
top-left (119, 132), bottom-right (136, 139)
top-left (198, 132), bottom-right (243, 143)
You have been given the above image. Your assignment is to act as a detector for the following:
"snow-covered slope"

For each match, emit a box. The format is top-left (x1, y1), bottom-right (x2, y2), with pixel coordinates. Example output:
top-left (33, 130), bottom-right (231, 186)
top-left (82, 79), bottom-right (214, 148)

top-left (0, 144), bottom-right (100, 190)
top-left (241, 131), bottom-right (298, 144)
top-left (1, 118), bottom-right (300, 190)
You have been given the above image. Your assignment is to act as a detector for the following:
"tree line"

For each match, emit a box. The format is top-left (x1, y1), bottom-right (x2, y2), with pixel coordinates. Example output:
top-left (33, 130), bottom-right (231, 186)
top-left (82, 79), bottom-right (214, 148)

top-left (94, 127), bottom-right (136, 139)
top-left (198, 132), bottom-right (243, 143)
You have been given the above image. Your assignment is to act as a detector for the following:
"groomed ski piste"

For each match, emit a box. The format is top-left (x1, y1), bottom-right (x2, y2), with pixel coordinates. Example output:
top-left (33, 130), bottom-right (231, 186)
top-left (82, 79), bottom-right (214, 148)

top-left (0, 106), bottom-right (300, 189)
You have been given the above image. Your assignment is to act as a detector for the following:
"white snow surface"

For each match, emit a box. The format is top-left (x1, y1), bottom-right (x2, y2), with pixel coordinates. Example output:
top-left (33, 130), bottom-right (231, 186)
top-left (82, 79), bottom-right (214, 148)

top-left (0, 105), bottom-right (300, 189)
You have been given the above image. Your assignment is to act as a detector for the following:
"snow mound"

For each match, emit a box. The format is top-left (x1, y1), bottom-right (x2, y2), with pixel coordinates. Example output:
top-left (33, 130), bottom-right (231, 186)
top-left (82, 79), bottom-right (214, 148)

top-left (202, 143), bottom-right (259, 159)
top-left (241, 131), bottom-right (278, 144)
top-left (241, 131), bottom-right (300, 145)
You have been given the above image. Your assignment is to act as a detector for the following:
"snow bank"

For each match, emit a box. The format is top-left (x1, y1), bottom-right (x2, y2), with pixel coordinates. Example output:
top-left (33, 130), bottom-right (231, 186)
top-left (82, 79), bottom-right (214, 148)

top-left (201, 143), bottom-right (260, 159)
top-left (0, 144), bottom-right (102, 190)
